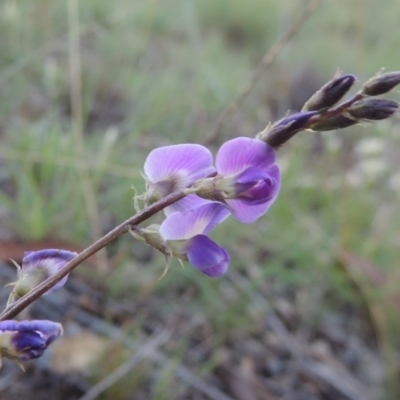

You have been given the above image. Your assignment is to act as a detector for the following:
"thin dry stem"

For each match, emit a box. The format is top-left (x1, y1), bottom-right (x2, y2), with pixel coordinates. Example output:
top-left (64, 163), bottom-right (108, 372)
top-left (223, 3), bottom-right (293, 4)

top-left (202, 0), bottom-right (322, 146)
top-left (68, 0), bottom-right (108, 273)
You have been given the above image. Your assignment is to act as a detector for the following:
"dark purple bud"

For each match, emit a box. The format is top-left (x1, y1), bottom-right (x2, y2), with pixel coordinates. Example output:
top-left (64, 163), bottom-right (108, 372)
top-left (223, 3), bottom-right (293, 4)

top-left (302, 74), bottom-right (357, 111)
top-left (362, 71), bottom-right (400, 96)
top-left (260, 111), bottom-right (317, 148)
top-left (309, 114), bottom-right (358, 131)
top-left (347, 99), bottom-right (399, 120)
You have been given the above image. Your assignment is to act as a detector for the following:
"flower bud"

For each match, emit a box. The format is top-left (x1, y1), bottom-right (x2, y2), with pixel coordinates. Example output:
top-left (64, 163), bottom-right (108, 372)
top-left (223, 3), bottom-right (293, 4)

top-left (309, 114), bottom-right (358, 131)
top-left (362, 71), bottom-right (400, 96)
top-left (347, 99), bottom-right (399, 120)
top-left (0, 320), bottom-right (63, 368)
top-left (259, 111), bottom-right (317, 147)
top-left (302, 74), bottom-right (357, 112)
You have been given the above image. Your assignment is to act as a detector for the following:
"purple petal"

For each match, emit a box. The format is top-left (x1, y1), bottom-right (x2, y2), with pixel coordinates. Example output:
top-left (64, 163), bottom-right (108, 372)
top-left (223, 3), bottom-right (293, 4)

top-left (234, 166), bottom-right (271, 194)
top-left (275, 111), bottom-right (318, 130)
top-left (216, 137), bottom-right (276, 176)
top-left (11, 320), bottom-right (63, 340)
top-left (22, 249), bottom-right (77, 293)
top-left (160, 202), bottom-right (230, 240)
top-left (144, 144), bottom-right (216, 187)
top-left (186, 235), bottom-right (230, 277)
top-left (226, 165), bottom-right (281, 223)
top-left (164, 194), bottom-right (212, 216)
top-left (13, 331), bottom-right (45, 351)
top-left (0, 320), bottom-right (63, 361)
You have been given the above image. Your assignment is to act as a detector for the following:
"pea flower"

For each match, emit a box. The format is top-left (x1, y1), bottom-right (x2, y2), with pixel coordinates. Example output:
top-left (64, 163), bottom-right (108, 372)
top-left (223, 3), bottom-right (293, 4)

top-left (8, 249), bottom-right (77, 305)
top-left (196, 137), bottom-right (280, 223)
top-left (0, 320), bottom-right (63, 368)
top-left (143, 144), bottom-right (215, 215)
top-left (159, 202), bottom-right (230, 277)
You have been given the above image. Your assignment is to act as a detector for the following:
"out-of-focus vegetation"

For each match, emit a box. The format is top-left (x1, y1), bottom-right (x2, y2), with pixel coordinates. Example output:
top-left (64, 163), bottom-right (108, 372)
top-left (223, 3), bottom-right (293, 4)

top-left (0, 0), bottom-right (400, 398)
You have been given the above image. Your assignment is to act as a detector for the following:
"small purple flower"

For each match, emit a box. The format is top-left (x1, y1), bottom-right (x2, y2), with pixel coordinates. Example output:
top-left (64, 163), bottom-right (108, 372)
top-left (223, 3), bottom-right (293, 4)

top-left (9, 249), bottom-right (77, 304)
top-left (214, 137), bottom-right (280, 223)
top-left (144, 144), bottom-right (215, 215)
top-left (0, 320), bottom-right (63, 366)
top-left (159, 202), bottom-right (230, 277)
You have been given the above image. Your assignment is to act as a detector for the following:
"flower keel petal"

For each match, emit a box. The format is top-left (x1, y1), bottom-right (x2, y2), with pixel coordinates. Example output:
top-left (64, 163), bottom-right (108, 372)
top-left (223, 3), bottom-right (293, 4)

top-left (186, 235), bottom-right (230, 277)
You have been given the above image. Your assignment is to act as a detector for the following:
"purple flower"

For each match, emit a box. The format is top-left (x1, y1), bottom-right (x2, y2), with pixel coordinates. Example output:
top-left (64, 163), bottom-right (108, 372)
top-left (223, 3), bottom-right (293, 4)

top-left (0, 320), bottom-right (63, 366)
top-left (214, 137), bottom-right (280, 223)
top-left (144, 144), bottom-right (215, 215)
top-left (159, 202), bottom-right (230, 277)
top-left (9, 249), bottom-right (77, 304)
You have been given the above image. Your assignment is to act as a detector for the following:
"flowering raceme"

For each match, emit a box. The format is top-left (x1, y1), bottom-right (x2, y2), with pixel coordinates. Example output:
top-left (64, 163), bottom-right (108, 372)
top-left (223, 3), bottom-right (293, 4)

top-left (159, 202), bottom-right (231, 277)
top-left (0, 320), bottom-right (63, 367)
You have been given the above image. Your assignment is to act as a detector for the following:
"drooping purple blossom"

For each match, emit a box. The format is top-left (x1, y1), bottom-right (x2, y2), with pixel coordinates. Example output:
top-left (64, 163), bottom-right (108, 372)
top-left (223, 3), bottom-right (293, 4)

top-left (0, 320), bottom-right (63, 365)
top-left (143, 144), bottom-right (215, 215)
top-left (214, 137), bottom-right (280, 223)
top-left (10, 249), bottom-right (77, 303)
top-left (159, 202), bottom-right (230, 277)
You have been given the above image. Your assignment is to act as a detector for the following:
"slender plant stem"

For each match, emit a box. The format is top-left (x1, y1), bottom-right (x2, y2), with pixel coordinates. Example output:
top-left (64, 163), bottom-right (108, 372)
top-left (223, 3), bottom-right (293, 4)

top-left (68, 0), bottom-right (109, 273)
top-left (0, 190), bottom-right (187, 321)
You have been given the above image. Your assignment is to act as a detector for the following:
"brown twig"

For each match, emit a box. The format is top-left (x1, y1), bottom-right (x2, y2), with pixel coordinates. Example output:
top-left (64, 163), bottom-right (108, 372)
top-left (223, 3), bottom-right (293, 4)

top-left (202, 0), bottom-right (323, 146)
top-left (0, 189), bottom-right (187, 321)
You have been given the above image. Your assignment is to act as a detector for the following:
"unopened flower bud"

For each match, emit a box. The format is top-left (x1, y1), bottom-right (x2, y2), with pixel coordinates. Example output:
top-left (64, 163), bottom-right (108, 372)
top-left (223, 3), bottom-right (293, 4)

top-left (259, 111), bottom-right (317, 147)
top-left (362, 71), bottom-right (400, 96)
top-left (309, 114), bottom-right (358, 131)
top-left (347, 98), bottom-right (399, 120)
top-left (302, 74), bottom-right (357, 112)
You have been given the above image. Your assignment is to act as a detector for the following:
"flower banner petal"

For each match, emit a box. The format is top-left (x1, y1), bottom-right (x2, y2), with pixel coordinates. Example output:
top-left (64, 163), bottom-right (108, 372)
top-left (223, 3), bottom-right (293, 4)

top-left (144, 144), bottom-right (215, 186)
top-left (216, 137), bottom-right (276, 176)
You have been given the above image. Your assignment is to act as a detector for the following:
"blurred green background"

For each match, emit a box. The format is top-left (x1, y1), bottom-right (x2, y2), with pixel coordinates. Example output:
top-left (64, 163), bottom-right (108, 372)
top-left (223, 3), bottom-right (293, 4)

top-left (0, 0), bottom-right (399, 399)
